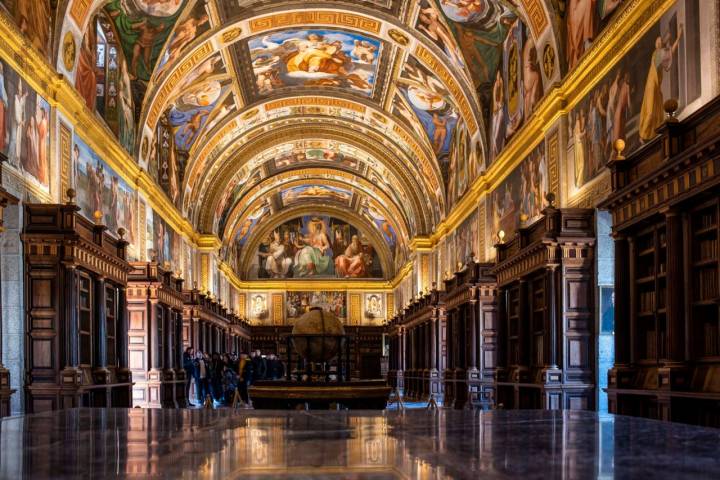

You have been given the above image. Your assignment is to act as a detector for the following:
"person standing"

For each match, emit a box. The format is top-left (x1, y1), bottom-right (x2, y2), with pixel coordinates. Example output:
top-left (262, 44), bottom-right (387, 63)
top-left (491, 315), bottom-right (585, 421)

top-left (183, 347), bottom-right (195, 405)
top-left (251, 350), bottom-right (267, 381)
top-left (195, 351), bottom-right (209, 405)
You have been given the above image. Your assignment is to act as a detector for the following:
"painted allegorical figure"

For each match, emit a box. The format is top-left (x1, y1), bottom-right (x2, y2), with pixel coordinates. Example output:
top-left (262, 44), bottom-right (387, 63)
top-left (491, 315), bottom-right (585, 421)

top-left (639, 25), bottom-right (683, 142)
top-left (259, 230), bottom-right (293, 278)
top-left (293, 220), bottom-right (334, 277)
top-left (76, 28), bottom-right (97, 110)
top-left (335, 235), bottom-right (369, 278)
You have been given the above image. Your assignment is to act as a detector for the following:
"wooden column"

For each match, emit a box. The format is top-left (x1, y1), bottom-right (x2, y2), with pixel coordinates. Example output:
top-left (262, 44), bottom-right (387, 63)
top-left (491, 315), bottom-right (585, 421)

top-left (94, 276), bottom-right (110, 383)
top-left (117, 286), bottom-right (128, 370)
top-left (149, 302), bottom-right (161, 370)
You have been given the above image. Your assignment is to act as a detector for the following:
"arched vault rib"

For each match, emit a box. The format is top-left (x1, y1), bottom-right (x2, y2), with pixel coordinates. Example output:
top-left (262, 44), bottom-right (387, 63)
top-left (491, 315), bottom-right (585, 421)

top-left (184, 102), bottom-right (445, 227)
top-left (219, 172), bottom-right (412, 249)
top-left (208, 144), bottom-right (415, 235)
top-left (194, 124), bottom-right (437, 235)
top-left (238, 204), bottom-right (396, 280)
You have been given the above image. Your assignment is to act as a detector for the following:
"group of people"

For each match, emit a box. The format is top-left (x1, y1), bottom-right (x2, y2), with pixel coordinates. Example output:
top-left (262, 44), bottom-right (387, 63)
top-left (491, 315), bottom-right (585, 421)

top-left (182, 348), bottom-right (285, 407)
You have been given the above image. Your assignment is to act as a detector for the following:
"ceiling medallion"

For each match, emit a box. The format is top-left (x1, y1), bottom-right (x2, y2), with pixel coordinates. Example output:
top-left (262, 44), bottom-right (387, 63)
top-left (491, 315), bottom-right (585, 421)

top-left (62, 31), bottom-right (76, 71)
top-left (543, 43), bottom-right (556, 79)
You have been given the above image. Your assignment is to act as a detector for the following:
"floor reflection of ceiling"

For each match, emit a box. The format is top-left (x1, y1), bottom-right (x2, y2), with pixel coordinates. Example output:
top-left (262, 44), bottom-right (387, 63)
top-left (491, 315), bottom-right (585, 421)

top-left (6, 408), bottom-right (720, 478)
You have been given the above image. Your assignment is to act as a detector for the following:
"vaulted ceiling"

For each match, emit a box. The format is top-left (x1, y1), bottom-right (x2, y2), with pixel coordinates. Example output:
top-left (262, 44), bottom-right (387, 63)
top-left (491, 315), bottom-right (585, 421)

top-left (59, 0), bottom-right (567, 280)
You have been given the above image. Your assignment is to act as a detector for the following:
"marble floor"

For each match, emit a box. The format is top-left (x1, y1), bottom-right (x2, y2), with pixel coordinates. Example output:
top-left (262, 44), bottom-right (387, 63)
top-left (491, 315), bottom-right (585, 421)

top-left (1, 408), bottom-right (719, 479)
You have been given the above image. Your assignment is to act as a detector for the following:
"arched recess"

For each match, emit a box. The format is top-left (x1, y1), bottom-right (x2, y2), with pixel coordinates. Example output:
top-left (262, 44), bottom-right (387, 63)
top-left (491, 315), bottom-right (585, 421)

top-left (220, 174), bottom-right (411, 251)
top-left (237, 205), bottom-right (397, 281)
top-left (194, 123), bottom-right (438, 235)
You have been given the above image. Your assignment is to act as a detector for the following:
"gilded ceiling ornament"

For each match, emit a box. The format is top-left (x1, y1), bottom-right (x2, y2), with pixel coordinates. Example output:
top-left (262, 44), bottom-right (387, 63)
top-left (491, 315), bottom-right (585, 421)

top-left (62, 31), bottom-right (76, 71)
top-left (241, 108), bottom-right (260, 120)
top-left (388, 28), bottom-right (409, 46)
top-left (542, 43), bottom-right (555, 79)
top-left (221, 27), bottom-right (242, 45)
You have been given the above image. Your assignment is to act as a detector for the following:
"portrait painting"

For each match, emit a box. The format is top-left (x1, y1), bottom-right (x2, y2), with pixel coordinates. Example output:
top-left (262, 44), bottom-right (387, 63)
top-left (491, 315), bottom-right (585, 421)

top-left (489, 17), bottom-right (544, 163)
top-left (0, 60), bottom-right (50, 189)
top-left (104, 0), bottom-right (184, 102)
top-left (489, 140), bottom-right (547, 242)
top-left (250, 293), bottom-right (269, 321)
top-left (151, 209), bottom-right (181, 272)
top-left (271, 143), bottom-right (361, 171)
top-left (155, 0), bottom-right (211, 77)
top-left (415, 0), bottom-right (467, 74)
top-left (0, 0), bottom-right (53, 59)
top-left (566, 0), bottom-right (624, 71)
top-left (455, 209), bottom-right (479, 268)
top-left (568, 0), bottom-right (701, 191)
top-left (73, 135), bottom-right (137, 249)
top-left (364, 293), bottom-right (384, 320)
top-left (359, 197), bottom-right (398, 247)
top-left (280, 185), bottom-right (353, 207)
top-left (396, 56), bottom-right (459, 171)
top-left (249, 216), bottom-right (384, 280)
top-left (76, 14), bottom-right (136, 154)
top-left (246, 28), bottom-right (383, 98)
top-left (286, 291), bottom-right (347, 321)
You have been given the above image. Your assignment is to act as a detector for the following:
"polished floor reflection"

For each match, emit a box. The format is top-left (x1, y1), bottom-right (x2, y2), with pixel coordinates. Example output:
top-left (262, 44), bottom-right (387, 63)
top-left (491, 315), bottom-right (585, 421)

top-left (1, 408), bottom-right (719, 479)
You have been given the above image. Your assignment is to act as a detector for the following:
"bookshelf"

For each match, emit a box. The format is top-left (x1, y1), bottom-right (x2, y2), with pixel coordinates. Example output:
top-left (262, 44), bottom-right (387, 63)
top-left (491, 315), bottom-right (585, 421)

top-left (602, 96), bottom-right (720, 427)
top-left (493, 207), bottom-right (595, 411)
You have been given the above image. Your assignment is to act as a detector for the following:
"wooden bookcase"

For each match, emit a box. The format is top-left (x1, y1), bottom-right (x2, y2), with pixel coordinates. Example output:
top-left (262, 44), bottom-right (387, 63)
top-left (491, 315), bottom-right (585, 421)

top-left (127, 261), bottom-right (187, 408)
top-left (22, 197), bottom-right (132, 412)
top-left (493, 206), bottom-right (596, 411)
top-left (443, 262), bottom-right (498, 409)
top-left (387, 287), bottom-right (445, 402)
top-left (602, 96), bottom-right (720, 427)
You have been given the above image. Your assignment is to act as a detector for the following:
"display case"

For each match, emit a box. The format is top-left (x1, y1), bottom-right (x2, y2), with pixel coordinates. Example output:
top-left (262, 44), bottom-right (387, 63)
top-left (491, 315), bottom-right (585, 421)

top-left (22, 193), bottom-right (132, 412)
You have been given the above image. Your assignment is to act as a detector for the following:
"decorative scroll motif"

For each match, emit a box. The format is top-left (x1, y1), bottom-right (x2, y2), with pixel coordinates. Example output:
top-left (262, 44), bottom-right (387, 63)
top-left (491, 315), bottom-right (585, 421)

top-left (386, 293), bottom-right (394, 318)
top-left (238, 293), bottom-right (246, 319)
top-left (201, 254), bottom-right (209, 292)
top-left (478, 199), bottom-right (486, 262)
top-left (272, 294), bottom-right (284, 325)
top-left (520, 0), bottom-right (549, 38)
top-left (547, 130), bottom-right (559, 199)
top-left (59, 122), bottom-right (72, 199)
top-left (349, 293), bottom-right (361, 325)
top-left (414, 45), bottom-right (478, 135)
top-left (420, 254), bottom-right (430, 292)
top-left (249, 12), bottom-right (381, 34)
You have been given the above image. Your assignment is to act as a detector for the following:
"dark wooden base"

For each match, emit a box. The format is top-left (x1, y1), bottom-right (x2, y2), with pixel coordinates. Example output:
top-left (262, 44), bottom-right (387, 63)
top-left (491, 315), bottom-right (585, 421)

top-left (249, 380), bottom-right (391, 410)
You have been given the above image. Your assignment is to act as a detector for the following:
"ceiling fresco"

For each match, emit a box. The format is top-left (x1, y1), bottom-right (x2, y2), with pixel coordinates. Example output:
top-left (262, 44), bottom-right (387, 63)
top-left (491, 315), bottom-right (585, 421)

top-left (46, 0), bottom-right (627, 281)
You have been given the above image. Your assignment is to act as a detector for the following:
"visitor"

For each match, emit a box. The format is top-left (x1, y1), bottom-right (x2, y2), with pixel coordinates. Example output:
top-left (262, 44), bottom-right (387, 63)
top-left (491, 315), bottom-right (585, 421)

top-left (195, 351), bottom-right (209, 404)
top-left (238, 352), bottom-right (253, 406)
top-left (211, 352), bottom-right (224, 402)
top-left (267, 354), bottom-right (285, 380)
top-left (183, 347), bottom-right (195, 404)
top-left (251, 350), bottom-right (267, 381)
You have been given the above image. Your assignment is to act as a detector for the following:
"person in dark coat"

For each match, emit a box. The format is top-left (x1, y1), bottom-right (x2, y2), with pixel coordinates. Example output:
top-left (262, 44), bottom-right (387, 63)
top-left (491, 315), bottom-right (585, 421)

top-left (250, 350), bottom-right (267, 382)
top-left (210, 353), bottom-right (225, 402)
top-left (267, 354), bottom-right (285, 380)
top-left (183, 347), bottom-right (196, 404)
top-left (238, 353), bottom-right (253, 405)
